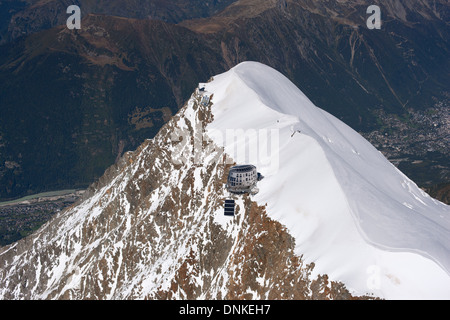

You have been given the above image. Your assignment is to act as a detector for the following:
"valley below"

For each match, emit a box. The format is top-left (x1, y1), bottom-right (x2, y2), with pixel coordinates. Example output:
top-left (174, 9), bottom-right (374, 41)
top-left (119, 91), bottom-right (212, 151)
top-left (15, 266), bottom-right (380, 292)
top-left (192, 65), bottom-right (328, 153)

top-left (362, 100), bottom-right (449, 188)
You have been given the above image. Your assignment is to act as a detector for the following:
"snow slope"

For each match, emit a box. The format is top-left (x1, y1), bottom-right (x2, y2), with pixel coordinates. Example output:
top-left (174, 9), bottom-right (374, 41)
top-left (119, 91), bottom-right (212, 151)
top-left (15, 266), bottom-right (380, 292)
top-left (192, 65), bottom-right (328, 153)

top-left (205, 61), bottom-right (450, 299)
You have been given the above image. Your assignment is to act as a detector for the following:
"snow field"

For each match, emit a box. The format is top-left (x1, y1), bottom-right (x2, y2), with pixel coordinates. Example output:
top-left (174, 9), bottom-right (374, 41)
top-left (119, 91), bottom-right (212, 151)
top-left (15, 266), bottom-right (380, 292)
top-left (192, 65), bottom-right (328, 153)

top-left (205, 62), bottom-right (450, 299)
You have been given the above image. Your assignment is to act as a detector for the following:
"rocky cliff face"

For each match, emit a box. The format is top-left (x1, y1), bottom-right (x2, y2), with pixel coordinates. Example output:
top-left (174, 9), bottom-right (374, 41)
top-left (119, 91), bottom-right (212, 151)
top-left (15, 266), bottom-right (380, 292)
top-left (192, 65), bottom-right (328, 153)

top-left (0, 84), bottom-right (370, 300)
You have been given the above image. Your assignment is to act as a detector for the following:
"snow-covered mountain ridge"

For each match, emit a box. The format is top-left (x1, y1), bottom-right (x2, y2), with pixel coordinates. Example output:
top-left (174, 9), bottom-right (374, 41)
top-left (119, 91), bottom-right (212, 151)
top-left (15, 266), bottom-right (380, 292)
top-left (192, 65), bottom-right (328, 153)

top-left (0, 62), bottom-right (449, 300)
top-left (0, 63), bottom-right (356, 300)
top-left (205, 62), bottom-right (450, 299)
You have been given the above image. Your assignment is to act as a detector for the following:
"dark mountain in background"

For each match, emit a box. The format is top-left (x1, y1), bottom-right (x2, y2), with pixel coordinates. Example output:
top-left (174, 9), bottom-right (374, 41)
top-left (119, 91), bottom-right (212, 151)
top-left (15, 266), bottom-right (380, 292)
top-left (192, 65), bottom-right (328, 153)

top-left (0, 14), bottom-right (228, 199)
top-left (0, 0), bottom-right (238, 44)
top-left (182, 0), bottom-right (450, 192)
top-left (0, 0), bottom-right (449, 202)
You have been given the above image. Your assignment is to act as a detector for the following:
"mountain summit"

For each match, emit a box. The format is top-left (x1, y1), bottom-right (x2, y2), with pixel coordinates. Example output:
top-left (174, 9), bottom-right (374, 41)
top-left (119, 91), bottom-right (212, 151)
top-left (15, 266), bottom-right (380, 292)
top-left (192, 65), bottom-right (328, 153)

top-left (0, 62), bottom-right (449, 300)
